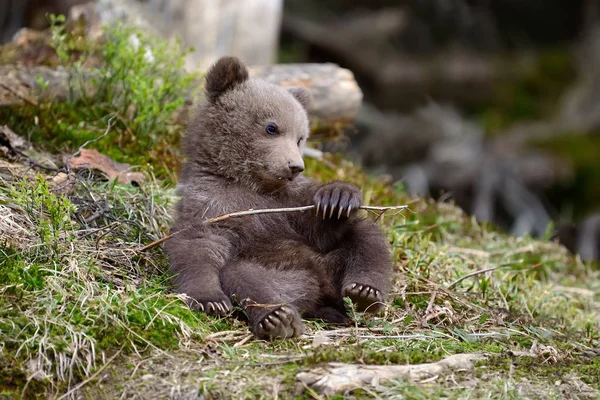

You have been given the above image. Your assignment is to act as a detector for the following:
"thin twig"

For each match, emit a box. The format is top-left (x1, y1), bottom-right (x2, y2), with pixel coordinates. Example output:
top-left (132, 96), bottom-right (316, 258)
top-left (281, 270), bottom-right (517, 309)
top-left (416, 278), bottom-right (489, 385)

top-left (72, 114), bottom-right (118, 158)
top-left (208, 205), bottom-right (315, 222)
top-left (233, 334), bottom-right (254, 348)
top-left (446, 263), bottom-right (515, 289)
top-left (360, 205), bottom-right (410, 212)
top-left (425, 291), bottom-right (438, 314)
top-left (138, 204), bottom-right (409, 252)
top-left (325, 333), bottom-right (438, 340)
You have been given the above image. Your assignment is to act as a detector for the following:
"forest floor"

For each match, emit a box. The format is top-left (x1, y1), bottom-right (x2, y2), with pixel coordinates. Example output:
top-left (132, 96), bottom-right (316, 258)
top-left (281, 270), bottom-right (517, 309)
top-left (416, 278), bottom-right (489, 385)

top-left (1, 148), bottom-right (599, 399)
top-left (1, 21), bottom-right (599, 400)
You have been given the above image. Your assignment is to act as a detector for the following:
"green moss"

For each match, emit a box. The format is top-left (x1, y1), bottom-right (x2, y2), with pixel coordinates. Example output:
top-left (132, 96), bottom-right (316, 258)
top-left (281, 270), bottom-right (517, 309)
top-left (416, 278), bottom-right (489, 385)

top-left (0, 353), bottom-right (50, 399)
top-left (303, 346), bottom-right (442, 366)
top-left (0, 251), bottom-right (47, 291)
top-left (579, 358), bottom-right (600, 387)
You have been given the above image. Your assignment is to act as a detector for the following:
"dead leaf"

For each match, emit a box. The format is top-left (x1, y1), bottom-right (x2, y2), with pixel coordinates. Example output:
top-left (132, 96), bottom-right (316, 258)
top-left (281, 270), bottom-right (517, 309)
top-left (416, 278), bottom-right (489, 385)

top-left (69, 149), bottom-right (145, 185)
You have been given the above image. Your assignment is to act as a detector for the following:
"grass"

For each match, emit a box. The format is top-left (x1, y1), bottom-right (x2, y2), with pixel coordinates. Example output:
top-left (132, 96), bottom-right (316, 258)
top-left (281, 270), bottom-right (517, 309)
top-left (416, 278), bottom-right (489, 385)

top-left (1, 156), bottom-right (598, 398)
top-left (1, 18), bottom-right (599, 400)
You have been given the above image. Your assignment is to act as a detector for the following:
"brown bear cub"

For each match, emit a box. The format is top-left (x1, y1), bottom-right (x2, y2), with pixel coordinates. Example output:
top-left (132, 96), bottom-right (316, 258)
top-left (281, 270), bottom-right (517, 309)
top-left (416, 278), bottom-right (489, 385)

top-left (165, 56), bottom-right (393, 340)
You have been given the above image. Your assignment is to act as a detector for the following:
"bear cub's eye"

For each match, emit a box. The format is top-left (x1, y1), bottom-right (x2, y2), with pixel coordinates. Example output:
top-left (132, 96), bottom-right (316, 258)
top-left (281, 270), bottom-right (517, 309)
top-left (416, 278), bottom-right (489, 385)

top-left (297, 138), bottom-right (302, 147)
top-left (265, 123), bottom-right (278, 135)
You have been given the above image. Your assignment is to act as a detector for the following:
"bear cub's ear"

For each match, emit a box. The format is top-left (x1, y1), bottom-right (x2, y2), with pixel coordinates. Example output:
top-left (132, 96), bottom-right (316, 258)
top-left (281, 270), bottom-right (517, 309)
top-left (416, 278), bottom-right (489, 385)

top-left (205, 56), bottom-right (249, 102)
top-left (287, 86), bottom-right (312, 111)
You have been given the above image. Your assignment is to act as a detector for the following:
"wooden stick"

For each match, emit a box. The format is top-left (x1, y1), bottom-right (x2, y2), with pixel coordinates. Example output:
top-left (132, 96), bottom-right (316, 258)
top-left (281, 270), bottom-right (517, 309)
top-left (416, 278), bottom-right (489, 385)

top-left (138, 204), bottom-right (409, 252)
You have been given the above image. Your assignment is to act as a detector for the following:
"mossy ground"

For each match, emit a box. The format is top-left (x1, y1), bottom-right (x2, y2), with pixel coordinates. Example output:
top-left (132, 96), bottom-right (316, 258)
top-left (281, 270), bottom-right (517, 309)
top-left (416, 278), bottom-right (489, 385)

top-left (1, 154), bottom-right (598, 399)
top-left (1, 20), bottom-right (599, 400)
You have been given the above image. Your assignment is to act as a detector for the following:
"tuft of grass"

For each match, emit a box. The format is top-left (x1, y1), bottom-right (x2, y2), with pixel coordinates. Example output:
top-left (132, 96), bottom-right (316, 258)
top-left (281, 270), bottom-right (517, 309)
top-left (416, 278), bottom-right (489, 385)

top-left (0, 174), bottom-right (212, 397)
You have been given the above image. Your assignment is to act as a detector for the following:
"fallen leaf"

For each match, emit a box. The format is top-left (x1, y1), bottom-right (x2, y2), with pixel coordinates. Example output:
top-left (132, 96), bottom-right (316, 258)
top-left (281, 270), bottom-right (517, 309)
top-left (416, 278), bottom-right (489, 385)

top-left (69, 149), bottom-right (145, 185)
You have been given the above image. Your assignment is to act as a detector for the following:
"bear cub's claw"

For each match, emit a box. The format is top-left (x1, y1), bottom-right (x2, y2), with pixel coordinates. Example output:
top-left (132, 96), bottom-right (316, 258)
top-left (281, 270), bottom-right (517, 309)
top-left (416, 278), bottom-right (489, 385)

top-left (189, 296), bottom-right (232, 317)
top-left (254, 306), bottom-right (304, 340)
top-left (343, 283), bottom-right (385, 313)
top-left (314, 182), bottom-right (362, 220)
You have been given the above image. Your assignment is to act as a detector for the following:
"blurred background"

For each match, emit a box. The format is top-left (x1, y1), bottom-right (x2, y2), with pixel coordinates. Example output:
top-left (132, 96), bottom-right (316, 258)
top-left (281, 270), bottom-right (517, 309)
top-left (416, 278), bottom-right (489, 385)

top-left (2, 0), bottom-right (599, 262)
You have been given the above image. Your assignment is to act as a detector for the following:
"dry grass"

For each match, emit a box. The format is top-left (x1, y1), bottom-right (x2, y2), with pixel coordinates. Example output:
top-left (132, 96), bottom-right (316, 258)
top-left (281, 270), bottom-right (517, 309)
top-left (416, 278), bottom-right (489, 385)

top-left (0, 165), bottom-right (210, 398)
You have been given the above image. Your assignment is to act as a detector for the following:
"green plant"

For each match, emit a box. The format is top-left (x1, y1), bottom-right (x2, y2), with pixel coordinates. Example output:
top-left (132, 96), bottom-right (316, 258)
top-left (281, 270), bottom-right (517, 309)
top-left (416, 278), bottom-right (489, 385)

top-left (9, 175), bottom-right (76, 257)
top-left (1, 15), bottom-right (198, 178)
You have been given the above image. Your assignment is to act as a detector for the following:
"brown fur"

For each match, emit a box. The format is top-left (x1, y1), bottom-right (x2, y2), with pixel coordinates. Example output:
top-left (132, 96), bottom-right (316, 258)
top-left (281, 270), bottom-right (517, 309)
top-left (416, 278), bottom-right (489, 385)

top-left (165, 56), bottom-right (393, 340)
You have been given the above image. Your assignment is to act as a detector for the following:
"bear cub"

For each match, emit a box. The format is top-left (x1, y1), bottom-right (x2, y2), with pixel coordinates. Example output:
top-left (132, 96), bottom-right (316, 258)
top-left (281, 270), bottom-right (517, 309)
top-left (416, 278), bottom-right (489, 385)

top-left (165, 56), bottom-right (393, 340)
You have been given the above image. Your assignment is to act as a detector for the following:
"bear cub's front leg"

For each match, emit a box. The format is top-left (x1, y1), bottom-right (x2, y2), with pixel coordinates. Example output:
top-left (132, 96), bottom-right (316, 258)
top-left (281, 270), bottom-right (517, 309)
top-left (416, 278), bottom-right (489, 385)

top-left (313, 181), bottom-right (363, 219)
top-left (183, 286), bottom-right (233, 317)
top-left (313, 181), bottom-right (388, 314)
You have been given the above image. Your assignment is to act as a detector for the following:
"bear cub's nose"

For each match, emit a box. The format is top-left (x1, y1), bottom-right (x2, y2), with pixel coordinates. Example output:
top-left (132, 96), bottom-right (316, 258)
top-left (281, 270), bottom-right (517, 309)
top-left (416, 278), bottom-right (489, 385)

top-left (288, 161), bottom-right (304, 180)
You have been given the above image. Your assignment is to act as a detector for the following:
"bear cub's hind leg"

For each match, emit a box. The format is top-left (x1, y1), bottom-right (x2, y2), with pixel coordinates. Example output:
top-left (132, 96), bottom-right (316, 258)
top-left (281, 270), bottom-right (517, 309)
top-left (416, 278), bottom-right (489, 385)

top-left (220, 260), bottom-right (323, 340)
top-left (254, 306), bottom-right (304, 340)
top-left (343, 283), bottom-right (385, 313)
top-left (312, 182), bottom-right (392, 314)
top-left (338, 222), bottom-right (392, 314)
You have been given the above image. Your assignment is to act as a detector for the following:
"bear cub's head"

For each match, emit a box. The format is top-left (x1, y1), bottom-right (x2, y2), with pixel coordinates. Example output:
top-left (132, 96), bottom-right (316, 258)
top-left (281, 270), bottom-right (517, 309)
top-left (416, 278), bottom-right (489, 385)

top-left (189, 56), bottom-right (311, 192)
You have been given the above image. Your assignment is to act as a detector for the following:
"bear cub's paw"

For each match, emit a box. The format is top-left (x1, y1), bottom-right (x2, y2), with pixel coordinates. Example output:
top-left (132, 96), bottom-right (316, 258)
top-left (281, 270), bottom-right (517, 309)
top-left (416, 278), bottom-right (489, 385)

top-left (254, 306), bottom-right (304, 340)
top-left (313, 182), bottom-right (363, 219)
top-left (343, 283), bottom-right (386, 314)
top-left (187, 293), bottom-right (232, 317)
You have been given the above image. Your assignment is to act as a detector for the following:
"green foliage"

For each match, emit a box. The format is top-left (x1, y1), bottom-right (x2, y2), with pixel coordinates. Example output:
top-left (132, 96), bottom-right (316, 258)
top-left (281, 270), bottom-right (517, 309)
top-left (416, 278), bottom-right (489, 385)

top-left (1, 16), bottom-right (198, 178)
top-left (0, 250), bottom-right (47, 291)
